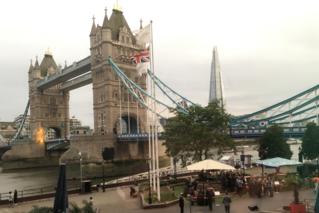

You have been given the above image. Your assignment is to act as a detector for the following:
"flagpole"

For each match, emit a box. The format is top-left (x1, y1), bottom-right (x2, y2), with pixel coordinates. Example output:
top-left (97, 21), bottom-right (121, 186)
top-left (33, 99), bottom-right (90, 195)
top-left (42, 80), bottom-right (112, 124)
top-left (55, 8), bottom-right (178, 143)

top-left (150, 20), bottom-right (160, 201)
top-left (146, 74), bottom-right (153, 200)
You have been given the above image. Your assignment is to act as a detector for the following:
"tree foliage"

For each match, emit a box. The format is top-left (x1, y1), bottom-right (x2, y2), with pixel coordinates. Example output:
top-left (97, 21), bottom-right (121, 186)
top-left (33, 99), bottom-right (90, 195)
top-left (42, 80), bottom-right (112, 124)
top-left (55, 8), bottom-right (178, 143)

top-left (28, 206), bottom-right (53, 213)
top-left (301, 122), bottom-right (319, 160)
top-left (163, 101), bottom-right (233, 165)
top-left (258, 125), bottom-right (292, 159)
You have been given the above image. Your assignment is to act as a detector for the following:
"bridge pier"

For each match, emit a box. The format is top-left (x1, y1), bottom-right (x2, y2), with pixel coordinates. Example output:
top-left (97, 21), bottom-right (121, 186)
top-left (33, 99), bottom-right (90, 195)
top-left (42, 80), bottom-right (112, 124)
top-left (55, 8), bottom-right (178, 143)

top-left (59, 134), bottom-right (150, 163)
top-left (1, 142), bottom-right (45, 161)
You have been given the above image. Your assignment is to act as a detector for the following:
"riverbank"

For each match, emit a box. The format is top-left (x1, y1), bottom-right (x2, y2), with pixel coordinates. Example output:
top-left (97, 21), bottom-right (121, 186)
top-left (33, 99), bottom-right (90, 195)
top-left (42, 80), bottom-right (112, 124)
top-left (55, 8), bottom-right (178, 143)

top-left (0, 157), bottom-right (170, 193)
top-left (0, 157), bottom-right (60, 170)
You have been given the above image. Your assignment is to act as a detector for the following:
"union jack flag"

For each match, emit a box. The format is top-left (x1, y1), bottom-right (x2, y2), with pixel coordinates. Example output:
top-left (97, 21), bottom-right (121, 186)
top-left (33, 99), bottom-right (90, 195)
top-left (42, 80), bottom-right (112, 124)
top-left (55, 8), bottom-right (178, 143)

top-left (131, 50), bottom-right (150, 64)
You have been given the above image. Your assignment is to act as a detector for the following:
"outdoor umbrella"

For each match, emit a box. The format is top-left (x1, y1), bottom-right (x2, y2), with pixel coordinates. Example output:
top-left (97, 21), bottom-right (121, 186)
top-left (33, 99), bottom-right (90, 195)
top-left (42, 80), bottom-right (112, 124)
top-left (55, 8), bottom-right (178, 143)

top-left (312, 177), bottom-right (319, 183)
top-left (53, 163), bottom-right (68, 213)
top-left (186, 159), bottom-right (235, 171)
top-left (255, 157), bottom-right (301, 168)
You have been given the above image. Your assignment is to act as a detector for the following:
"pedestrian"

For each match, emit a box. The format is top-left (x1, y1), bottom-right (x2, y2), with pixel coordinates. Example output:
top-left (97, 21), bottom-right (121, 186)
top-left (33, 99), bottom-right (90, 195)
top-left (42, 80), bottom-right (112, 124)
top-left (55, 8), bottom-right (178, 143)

top-left (222, 192), bottom-right (232, 213)
top-left (89, 196), bottom-right (94, 207)
top-left (207, 189), bottom-right (214, 211)
top-left (179, 193), bottom-right (184, 213)
top-left (13, 190), bottom-right (18, 205)
top-left (8, 191), bottom-right (13, 207)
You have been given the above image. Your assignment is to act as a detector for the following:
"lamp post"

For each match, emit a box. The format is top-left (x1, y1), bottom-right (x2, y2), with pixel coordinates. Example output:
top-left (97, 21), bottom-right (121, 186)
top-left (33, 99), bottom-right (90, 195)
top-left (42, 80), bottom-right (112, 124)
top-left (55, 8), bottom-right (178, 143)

top-left (102, 159), bottom-right (105, 192)
top-left (79, 152), bottom-right (83, 192)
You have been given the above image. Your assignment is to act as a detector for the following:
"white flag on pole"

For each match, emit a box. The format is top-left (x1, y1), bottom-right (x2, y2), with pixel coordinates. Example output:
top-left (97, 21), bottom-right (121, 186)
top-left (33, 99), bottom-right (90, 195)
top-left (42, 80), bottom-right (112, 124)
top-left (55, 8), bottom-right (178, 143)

top-left (136, 24), bottom-right (151, 49)
top-left (133, 24), bottom-right (151, 76)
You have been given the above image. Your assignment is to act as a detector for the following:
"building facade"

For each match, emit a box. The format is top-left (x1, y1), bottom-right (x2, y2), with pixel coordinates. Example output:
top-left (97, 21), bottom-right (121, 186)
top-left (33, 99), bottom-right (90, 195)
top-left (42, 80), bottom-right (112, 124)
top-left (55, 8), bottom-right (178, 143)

top-left (70, 116), bottom-right (93, 136)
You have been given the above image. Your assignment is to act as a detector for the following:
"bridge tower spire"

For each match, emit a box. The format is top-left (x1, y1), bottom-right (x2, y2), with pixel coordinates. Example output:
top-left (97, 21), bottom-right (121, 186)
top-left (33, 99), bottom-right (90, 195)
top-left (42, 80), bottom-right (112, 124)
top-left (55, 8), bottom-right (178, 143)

top-left (90, 16), bottom-right (96, 36)
top-left (102, 7), bottom-right (109, 28)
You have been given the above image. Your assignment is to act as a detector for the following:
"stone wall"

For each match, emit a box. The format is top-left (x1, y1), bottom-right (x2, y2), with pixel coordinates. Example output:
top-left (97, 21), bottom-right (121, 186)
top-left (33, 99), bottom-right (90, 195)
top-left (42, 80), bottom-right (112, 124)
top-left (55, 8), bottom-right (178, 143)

top-left (1, 143), bottom-right (45, 161)
top-left (60, 135), bottom-right (167, 163)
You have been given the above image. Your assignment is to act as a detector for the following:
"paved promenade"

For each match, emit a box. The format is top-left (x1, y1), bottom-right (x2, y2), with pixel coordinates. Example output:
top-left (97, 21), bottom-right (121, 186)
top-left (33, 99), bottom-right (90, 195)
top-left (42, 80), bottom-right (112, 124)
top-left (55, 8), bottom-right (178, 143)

top-left (0, 187), bottom-right (315, 213)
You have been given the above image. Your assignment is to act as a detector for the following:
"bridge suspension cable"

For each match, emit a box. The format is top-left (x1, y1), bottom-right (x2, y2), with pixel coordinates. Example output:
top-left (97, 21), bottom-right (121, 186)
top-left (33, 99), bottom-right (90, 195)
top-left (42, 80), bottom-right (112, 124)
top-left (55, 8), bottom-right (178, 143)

top-left (231, 84), bottom-right (319, 127)
top-left (147, 69), bottom-right (195, 114)
top-left (108, 57), bottom-right (196, 119)
top-left (10, 99), bottom-right (30, 144)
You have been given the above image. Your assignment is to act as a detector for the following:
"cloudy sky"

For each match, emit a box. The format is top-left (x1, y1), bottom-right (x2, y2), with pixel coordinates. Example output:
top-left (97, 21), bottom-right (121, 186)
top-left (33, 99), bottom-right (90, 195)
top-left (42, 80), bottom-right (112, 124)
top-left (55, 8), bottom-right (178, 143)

top-left (1, 0), bottom-right (319, 127)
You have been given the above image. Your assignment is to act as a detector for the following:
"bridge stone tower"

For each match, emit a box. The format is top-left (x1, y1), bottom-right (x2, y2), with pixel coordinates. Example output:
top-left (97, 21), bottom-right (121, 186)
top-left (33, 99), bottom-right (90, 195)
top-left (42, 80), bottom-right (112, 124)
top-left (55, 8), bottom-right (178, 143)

top-left (89, 8), bottom-right (148, 160)
top-left (28, 51), bottom-right (70, 142)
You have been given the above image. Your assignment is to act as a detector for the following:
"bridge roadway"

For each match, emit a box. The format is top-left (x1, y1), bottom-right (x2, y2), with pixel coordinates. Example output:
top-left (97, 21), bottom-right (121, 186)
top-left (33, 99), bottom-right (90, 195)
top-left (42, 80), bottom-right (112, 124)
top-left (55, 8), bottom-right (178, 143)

top-left (2, 127), bottom-right (305, 155)
top-left (231, 126), bottom-right (306, 139)
top-left (37, 56), bottom-right (91, 91)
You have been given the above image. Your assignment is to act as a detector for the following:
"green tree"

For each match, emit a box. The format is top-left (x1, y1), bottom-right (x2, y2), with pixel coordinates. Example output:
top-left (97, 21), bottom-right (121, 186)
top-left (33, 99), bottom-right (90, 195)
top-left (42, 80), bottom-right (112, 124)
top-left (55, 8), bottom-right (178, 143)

top-left (258, 125), bottom-right (292, 159)
top-left (28, 200), bottom-right (95, 213)
top-left (163, 101), bottom-right (233, 164)
top-left (302, 122), bottom-right (319, 160)
top-left (28, 206), bottom-right (53, 213)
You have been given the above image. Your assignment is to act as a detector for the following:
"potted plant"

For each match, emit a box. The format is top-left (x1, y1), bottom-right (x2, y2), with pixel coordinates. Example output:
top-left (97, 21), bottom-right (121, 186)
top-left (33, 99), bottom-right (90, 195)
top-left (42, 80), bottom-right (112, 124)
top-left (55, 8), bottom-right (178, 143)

top-left (284, 174), bottom-right (306, 213)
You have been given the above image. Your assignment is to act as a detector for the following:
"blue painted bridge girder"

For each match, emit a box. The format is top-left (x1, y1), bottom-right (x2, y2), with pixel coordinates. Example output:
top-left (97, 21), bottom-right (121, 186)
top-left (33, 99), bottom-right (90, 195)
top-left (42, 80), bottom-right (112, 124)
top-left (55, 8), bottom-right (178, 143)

top-left (37, 56), bottom-right (91, 91)
top-left (230, 126), bottom-right (306, 139)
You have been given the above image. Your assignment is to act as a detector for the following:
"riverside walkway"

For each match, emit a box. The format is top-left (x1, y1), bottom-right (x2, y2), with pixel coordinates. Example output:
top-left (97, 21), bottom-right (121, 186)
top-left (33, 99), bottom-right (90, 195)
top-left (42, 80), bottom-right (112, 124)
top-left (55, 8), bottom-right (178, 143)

top-left (0, 187), bottom-right (314, 213)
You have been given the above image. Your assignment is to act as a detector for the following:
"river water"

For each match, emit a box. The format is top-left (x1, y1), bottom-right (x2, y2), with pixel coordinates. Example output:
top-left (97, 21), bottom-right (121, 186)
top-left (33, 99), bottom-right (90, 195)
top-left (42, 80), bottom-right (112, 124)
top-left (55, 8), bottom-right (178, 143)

top-left (0, 163), bottom-right (109, 193)
top-left (0, 142), bottom-right (302, 194)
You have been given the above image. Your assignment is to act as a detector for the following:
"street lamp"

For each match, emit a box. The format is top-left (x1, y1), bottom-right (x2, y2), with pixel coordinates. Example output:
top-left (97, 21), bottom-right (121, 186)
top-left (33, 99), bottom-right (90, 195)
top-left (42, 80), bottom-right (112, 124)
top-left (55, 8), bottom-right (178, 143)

top-left (79, 152), bottom-right (83, 192)
top-left (102, 159), bottom-right (105, 192)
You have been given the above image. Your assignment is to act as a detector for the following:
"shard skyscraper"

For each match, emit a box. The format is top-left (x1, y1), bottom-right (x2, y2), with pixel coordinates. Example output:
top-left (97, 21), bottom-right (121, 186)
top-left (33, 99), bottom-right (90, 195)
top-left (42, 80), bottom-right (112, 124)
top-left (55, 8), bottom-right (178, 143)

top-left (209, 46), bottom-right (224, 105)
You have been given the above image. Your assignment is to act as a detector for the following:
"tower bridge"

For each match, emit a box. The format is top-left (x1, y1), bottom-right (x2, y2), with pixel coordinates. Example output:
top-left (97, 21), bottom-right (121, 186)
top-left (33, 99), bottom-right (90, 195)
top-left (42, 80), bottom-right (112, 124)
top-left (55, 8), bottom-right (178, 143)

top-left (2, 5), bottom-right (319, 162)
top-left (3, 8), bottom-right (153, 161)
top-left (30, 8), bottom-right (150, 161)
top-left (3, 6), bottom-right (194, 162)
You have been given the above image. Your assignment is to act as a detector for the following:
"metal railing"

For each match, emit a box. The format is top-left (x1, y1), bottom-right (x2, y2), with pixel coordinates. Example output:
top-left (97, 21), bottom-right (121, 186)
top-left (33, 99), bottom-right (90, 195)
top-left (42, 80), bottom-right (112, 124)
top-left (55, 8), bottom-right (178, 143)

top-left (0, 168), bottom-right (195, 204)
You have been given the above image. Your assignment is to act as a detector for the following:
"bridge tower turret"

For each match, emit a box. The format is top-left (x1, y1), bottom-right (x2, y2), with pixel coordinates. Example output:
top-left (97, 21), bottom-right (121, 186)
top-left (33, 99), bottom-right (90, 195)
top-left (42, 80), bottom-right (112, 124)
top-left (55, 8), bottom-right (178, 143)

top-left (28, 51), bottom-right (70, 142)
top-left (89, 7), bottom-right (148, 160)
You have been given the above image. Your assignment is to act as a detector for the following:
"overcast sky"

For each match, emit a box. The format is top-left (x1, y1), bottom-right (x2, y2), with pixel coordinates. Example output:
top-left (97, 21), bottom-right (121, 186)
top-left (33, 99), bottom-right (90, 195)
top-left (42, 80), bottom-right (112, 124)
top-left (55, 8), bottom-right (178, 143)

top-left (1, 0), bottom-right (319, 127)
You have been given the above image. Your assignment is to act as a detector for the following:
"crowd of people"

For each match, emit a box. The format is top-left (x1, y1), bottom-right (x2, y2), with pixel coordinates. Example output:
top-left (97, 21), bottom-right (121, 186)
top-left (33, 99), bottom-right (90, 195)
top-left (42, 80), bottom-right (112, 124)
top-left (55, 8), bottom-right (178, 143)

top-left (219, 171), bottom-right (246, 195)
top-left (247, 176), bottom-right (280, 198)
top-left (177, 170), bottom-right (283, 212)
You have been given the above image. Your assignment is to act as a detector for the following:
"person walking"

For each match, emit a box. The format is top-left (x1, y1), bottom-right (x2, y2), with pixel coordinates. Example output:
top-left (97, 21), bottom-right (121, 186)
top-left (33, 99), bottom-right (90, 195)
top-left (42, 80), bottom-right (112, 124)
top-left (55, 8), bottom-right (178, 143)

top-left (8, 191), bottom-right (13, 207)
top-left (179, 193), bottom-right (184, 213)
top-left (222, 192), bottom-right (232, 213)
top-left (207, 189), bottom-right (214, 211)
top-left (13, 190), bottom-right (18, 205)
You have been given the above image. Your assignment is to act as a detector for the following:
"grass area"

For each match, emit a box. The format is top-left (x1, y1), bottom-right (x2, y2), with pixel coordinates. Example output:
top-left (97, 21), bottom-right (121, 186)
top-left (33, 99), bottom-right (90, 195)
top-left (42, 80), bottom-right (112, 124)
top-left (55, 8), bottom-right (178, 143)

top-left (171, 185), bottom-right (184, 197)
top-left (143, 185), bottom-right (183, 204)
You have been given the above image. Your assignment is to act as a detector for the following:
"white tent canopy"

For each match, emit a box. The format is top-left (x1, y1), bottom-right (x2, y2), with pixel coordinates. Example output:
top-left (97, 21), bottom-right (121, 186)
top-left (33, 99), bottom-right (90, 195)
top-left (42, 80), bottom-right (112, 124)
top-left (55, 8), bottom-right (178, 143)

top-left (186, 159), bottom-right (235, 171)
